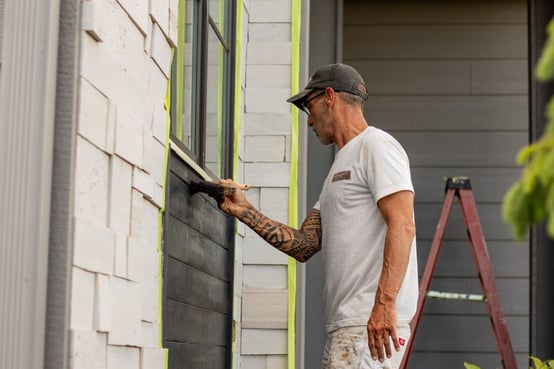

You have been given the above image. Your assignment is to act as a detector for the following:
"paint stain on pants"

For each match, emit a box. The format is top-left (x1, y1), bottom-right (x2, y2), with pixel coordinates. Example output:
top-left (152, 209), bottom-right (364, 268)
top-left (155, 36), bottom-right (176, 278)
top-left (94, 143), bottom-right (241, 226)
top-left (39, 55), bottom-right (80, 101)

top-left (321, 326), bottom-right (410, 369)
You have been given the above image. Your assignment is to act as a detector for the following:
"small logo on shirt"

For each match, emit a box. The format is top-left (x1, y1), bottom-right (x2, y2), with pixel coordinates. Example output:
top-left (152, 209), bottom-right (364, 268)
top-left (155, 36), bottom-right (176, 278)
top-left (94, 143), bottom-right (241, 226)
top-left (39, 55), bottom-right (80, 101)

top-left (398, 337), bottom-right (406, 346)
top-left (332, 170), bottom-right (351, 182)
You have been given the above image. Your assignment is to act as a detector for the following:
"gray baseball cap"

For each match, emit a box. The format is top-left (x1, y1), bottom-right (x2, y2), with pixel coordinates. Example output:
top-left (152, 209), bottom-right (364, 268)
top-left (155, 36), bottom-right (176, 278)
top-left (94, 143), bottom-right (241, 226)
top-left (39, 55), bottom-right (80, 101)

top-left (287, 63), bottom-right (368, 111)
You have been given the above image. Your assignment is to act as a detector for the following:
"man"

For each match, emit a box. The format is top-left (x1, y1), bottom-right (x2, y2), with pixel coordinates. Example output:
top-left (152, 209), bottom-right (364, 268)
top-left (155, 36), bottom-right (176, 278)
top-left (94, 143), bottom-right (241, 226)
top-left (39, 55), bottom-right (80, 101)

top-left (219, 63), bottom-right (418, 369)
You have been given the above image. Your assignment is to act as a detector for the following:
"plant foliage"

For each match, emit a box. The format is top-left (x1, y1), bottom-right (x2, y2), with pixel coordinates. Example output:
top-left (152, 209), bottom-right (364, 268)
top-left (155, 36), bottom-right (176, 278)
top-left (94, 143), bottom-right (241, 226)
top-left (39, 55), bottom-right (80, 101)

top-left (464, 356), bottom-right (554, 369)
top-left (502, 17), bottom-right (554, 240)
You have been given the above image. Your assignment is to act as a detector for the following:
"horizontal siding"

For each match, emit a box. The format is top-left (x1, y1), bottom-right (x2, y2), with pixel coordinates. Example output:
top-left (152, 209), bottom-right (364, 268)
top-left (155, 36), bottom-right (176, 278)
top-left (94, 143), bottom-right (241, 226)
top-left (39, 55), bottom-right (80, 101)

top-left (164, 299), bottom-right (228, 345)
top-left (350, 59), bottom-right (527, 95)
top-left (165, 215), bottom-right (229, 281)
top-left (424, 277), bottom-right (529, 315)
top-left (415, 203), bottom-right (515, 240)
top-left (396, 131), bottom-right (527, 167)
top-left (365, 96), bottom-right (528, 131)
top-left (417, 240), bottom-right (528, 278)
top-left (344, 1), bottom-right (526, 25)
top-left (167, 171), bottom-right (232, 247)
top-left (166, 342), bottom-right (226, 369)
top-left (413, 315), bottom-right (528, 352)
top-left (410, 352), bottom-right (529, 369)
top-left (165, 257), bottom-right (229, 313)
top-left (344, 25), bottom-right (527, 59)
top-left (412, 167), bottom-right (524, 203)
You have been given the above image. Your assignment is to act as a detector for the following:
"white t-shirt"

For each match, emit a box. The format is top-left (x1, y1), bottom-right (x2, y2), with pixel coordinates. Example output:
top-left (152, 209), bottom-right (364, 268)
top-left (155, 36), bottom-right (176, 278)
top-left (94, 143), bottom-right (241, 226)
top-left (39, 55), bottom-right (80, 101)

top-left (314, 126), bottom-right (418, 333)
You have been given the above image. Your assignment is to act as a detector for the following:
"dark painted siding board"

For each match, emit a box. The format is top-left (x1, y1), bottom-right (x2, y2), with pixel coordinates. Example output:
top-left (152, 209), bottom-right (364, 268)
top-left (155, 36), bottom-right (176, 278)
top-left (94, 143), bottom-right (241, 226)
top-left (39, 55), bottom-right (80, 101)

top-left (167, 171), bottom-right (231, 247)
top-left (164, 299), bottom-right (227, 345)
top-left (163, 152), bottom-right (234, 369)
top-left (166, 342), bottom-right (226, 369)
top-left (166, 215), bottom-right (229, 281)
top-left (165, 257), bottom-right (228, 313)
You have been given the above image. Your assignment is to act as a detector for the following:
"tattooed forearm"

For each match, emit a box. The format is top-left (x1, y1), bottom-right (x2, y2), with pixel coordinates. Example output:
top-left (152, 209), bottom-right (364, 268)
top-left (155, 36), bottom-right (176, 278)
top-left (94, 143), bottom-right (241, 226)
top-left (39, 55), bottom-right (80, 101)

top-left (238, 206), bottom-right (322, 262)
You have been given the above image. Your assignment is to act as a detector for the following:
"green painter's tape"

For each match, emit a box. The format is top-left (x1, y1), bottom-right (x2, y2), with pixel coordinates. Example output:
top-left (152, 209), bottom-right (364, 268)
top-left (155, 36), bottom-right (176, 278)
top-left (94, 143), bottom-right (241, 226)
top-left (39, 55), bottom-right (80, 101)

top-left (175, 0), bottom-right (186, 140)
top-left (158, 48), bottom-right (174, 369)
top-left (288, 0), bottom-right (302, 368)
top-left (231, 1), bottom-right (244, 369)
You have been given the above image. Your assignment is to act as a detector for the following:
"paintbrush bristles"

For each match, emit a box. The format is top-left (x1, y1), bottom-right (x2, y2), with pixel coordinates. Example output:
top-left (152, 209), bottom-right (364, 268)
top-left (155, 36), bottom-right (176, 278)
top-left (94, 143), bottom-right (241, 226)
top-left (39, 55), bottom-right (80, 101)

top-left (189, 180), bottom-right (249, 202)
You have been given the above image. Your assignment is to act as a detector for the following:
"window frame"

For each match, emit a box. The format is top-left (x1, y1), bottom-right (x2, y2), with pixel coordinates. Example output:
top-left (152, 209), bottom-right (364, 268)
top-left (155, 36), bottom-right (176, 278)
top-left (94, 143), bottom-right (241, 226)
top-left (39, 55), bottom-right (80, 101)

top-left (171, 0), bottom-right (236, 180)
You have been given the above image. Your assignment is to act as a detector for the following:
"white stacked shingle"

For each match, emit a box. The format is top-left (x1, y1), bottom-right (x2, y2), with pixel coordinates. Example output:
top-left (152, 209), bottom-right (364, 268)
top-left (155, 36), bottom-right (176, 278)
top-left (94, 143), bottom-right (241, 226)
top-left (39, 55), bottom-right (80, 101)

top-left (238, 0), bottom-right (295, 368)
top-left (71, 0), bottom-right (170, 367)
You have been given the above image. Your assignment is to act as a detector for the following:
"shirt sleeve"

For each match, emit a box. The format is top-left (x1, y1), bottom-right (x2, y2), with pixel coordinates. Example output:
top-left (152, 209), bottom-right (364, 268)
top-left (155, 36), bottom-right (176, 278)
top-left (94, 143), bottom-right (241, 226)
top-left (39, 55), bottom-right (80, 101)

top-left (364, 130), bottom-right (414, 202)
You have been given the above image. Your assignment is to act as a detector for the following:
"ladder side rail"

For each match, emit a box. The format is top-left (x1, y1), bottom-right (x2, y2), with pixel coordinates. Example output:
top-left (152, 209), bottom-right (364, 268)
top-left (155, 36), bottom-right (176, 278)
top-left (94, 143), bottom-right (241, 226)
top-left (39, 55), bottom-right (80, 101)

top-left (457, 189), bottom-right (518, 369)
top-left (399, 188), bottom-right (457, 369)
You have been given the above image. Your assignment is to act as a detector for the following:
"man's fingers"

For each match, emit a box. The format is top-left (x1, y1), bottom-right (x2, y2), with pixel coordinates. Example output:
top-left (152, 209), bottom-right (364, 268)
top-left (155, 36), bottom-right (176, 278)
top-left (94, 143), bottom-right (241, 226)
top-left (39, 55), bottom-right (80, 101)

top-left (367, 330), bottom-right (377, 359)
top-left (368, 327), bottom-right (399, 362)
top-left (383, 330), bottom-right (392, 359)
top-left (390, 327), bottom-right (400, 352)
top-left (375, 335), bottom-right (384, 362)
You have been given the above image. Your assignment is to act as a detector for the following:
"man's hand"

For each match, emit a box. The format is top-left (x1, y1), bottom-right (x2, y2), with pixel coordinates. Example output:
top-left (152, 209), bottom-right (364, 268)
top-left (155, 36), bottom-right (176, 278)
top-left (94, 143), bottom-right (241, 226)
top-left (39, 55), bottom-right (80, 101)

top-left (217, 179), bottom-right (250, 217)
top-left (369, 190), bottom-right (415, 362)
top-left (367, 302), bottom-right (400, 362)
top-left (216, 179), bottom-right (321, 262)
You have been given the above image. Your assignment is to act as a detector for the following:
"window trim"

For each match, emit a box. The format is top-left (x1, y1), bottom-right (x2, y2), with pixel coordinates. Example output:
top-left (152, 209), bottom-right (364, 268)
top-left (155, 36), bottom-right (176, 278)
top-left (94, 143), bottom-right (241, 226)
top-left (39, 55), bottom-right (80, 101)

top-left (170, 0), bottom-right (236, 180)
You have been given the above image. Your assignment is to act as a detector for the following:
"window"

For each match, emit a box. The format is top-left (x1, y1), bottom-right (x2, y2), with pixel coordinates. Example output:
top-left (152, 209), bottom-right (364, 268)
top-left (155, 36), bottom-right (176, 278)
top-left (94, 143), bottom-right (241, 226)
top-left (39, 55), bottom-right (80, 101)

top-left (171, 0), bottom-right (235, 178)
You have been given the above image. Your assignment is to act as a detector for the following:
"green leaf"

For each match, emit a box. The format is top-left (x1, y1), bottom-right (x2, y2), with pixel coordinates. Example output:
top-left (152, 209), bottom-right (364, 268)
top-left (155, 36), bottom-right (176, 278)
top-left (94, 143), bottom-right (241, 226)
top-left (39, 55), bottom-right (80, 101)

top-left (517, 144), bottom-right (538, 164)
top-left (536, 19), bottom-right (554, 81)
top-left (545, 98), bottom-right (554, 129)
top-left (530, 355), bottom-right (544, 369)
top-left (502, 181), bottom-right (530, 240)
top-left (464, 362), bottom-right (481, 369)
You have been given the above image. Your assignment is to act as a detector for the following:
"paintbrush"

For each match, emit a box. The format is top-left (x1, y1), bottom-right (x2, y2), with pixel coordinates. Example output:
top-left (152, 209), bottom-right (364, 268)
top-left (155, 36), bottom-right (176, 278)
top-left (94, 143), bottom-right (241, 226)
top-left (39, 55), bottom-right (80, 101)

top-left (189, 180), bottom-right (250, 202)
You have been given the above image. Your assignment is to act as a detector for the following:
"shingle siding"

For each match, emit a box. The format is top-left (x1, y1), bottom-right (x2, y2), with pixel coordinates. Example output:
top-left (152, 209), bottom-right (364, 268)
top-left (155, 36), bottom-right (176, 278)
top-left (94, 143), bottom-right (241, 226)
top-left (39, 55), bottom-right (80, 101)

top-left (70, 0), bottom-right (169, 366)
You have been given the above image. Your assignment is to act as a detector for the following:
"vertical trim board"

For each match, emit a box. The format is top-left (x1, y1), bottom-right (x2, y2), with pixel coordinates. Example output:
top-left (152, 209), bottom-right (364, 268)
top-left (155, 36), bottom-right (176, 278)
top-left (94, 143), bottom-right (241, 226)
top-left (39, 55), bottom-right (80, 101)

top-left (0, 0), bottom-right (61, 368)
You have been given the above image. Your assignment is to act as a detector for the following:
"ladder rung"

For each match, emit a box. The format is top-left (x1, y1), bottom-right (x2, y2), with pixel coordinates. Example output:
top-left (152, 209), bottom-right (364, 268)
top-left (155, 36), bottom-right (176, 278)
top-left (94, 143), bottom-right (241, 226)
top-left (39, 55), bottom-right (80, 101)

top-left (426, 290), bottom-right (485, 301)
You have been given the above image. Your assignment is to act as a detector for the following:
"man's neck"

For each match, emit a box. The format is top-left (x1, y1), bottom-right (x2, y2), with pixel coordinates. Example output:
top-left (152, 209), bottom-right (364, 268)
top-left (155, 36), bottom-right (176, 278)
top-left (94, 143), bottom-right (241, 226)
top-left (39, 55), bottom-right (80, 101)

top-left (334, 112), bottom-right (368, 149)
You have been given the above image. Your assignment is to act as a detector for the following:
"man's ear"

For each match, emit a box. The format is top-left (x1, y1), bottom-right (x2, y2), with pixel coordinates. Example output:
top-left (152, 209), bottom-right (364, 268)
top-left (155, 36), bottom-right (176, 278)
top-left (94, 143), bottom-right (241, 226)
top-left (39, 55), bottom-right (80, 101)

top-left (324, 87), bottom-right (336, 105)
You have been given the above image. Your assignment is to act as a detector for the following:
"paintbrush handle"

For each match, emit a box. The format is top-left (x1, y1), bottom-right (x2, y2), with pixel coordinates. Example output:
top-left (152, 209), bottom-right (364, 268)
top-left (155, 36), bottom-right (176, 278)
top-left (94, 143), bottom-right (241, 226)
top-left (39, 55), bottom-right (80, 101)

top-left (220, 183), bottom-right (250, 194)
top-left (237, 183), bottom-right (250, 191)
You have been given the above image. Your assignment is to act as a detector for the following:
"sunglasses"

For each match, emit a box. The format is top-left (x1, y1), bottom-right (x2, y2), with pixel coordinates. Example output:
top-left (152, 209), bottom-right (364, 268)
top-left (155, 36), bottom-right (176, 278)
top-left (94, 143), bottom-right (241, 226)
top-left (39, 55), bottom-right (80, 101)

top-left (299, 91), bottom-right (325, 115)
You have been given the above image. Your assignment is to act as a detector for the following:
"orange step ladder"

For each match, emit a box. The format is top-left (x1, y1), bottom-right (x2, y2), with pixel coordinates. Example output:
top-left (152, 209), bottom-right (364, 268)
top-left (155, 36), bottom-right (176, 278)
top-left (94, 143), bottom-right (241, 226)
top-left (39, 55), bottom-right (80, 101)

top-left (400, 177), bottom-right (517, 369)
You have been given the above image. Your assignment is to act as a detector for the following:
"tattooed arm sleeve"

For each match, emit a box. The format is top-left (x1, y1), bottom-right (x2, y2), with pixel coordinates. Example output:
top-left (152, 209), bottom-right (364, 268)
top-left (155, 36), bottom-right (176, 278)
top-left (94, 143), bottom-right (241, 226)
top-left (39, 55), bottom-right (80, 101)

top-left (238, 206), bottom-right (322, 262)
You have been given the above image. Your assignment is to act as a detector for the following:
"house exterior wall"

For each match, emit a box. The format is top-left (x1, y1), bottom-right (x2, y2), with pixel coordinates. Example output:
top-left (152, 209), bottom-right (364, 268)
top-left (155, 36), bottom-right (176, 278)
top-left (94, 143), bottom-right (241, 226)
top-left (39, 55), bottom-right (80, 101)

top-left (342, 0), bottom-right (529, 368)
top-left (70, 0), bottom-right (302, 369)
top-left (0, 0), bottom-right (62, 368)
top-left (69, 0), bottom-right (172, 367)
